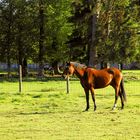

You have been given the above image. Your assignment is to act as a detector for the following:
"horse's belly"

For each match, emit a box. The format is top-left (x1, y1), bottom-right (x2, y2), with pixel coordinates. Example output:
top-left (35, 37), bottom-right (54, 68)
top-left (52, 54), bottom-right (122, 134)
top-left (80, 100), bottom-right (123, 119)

top-left (94, 75), bottom-right (113, 89)
top-left (94, 84), bottom-right (109, 89)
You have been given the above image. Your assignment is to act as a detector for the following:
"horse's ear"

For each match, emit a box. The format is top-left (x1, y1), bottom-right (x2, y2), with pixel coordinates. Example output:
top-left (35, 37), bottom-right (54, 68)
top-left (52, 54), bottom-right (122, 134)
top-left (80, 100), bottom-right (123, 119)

top-left (66, 61), bottom-right (70, 66)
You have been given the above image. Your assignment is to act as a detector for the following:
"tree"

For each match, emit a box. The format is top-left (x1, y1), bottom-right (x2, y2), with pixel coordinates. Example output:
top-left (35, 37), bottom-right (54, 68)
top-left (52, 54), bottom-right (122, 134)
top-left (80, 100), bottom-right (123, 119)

top-left (14, 0), bottom-right (38, 76)
top-left (103, 0), bottom-right (140, 64)
top-left (0, 0), bottom-right (40, 76)
top-left (38, 0), bottom-right (45, 76)
top-left (69, 0), bottom-right (101, 67)
top-left (0, 0), bottom-right (139, 76)
top-left (45, 0), bottom-right (73, 74)
top-left (69, 0), bottom-right (140, 68)
top-left (0, 0), bottom-right (15, 77)
top-left (0, 0), bottom-right (73, 76)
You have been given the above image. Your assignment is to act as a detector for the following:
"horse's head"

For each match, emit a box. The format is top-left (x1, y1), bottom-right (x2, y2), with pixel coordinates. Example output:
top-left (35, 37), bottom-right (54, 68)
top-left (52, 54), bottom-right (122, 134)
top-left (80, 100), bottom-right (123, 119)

top-left (62, 62), bottom-right (75, 78)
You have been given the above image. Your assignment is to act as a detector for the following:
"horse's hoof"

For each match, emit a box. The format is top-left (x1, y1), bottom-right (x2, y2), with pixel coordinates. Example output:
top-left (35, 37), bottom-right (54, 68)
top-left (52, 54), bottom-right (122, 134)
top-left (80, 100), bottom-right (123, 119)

top-left (112, 104), bottom-right (117, 110)
top-left (121, 105), bottom-right (124, 110)
top-left (94, 106), bottom-right (97, 111)
top-left (112, 107), bottom-right (116, 110)
top-left (83, 108), bottom-right (89, 112)
top-left (121, 107), bottom-right (124, 110)
top-left (112, 107), bottom-right (115, 110)
top-left (83, 110), bottom-right (88, 112)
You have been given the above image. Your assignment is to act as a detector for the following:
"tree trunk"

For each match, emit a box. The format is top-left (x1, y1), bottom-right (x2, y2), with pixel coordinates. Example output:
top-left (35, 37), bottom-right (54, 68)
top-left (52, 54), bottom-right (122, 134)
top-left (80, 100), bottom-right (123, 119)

top-left (22, 58), bottom-right (28, 77)
top-left (6, 1), bottom-right (13, 78)
top-left (88, 14), bottom-right (98, 67)
top-left (7, 28), bottom-right (12, 78)
top-left (100, 61), bottom-right (104, 69)
top-left (7, 56), bottom-right (11, 78)
top-left (38, 0), bottom-right (45, 77)
top-left (119, 63), bottom-right (123, 70)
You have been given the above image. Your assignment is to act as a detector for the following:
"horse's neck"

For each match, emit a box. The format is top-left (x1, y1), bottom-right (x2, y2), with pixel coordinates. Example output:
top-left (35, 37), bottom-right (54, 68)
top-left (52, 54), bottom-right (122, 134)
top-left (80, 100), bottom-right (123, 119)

top-left (74, 67), bottom-right (85, 79)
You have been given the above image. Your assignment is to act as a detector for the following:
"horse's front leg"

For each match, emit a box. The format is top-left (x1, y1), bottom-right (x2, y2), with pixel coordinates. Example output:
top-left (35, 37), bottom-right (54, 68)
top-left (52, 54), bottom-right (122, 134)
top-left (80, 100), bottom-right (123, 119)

top-left (90, 87), bottom-right (96, 111)
top-left (84, 88), bottom-right (89, 111)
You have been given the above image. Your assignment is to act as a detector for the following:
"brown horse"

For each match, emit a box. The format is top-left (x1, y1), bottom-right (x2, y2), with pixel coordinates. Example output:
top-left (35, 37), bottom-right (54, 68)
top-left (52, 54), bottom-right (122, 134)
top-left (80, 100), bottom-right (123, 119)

top-left (62, 62), bottom-right (126, 111)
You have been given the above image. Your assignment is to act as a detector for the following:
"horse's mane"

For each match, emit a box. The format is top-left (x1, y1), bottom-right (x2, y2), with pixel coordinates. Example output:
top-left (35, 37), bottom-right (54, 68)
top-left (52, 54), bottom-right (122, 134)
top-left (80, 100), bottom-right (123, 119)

top-left (71, 62), bottom-right (87, 69)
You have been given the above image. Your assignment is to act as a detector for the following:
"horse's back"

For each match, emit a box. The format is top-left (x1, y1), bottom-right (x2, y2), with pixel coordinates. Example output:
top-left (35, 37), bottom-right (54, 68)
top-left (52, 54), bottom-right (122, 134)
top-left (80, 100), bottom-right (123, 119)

top-left (87, 67), bottom-right (121, 76)
top-left (86, 67), bottom-right (122, 88)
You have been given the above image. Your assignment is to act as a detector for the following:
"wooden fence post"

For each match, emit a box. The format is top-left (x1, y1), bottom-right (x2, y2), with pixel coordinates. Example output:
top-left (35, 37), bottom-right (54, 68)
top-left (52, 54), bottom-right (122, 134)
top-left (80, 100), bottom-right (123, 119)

top-left (19, 65), bottom-right (22, 92)
top-left (66, 76), bottom-right (70, 94)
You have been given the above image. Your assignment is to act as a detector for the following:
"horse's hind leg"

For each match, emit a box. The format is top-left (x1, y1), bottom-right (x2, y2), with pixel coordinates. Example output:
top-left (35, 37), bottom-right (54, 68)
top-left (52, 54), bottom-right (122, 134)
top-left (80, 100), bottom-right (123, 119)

top-left (119, 89), bottom-right (124, 109)
top-left (112, 86), bottom-right (119, 110)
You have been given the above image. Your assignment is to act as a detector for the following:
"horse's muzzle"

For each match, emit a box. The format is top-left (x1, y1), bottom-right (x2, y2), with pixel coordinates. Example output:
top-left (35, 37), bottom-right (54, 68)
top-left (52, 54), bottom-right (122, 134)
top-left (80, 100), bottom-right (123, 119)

top-left (62, 72), bottom-right (67, 79)
top-left (62, 71), bottom-right (70, 79)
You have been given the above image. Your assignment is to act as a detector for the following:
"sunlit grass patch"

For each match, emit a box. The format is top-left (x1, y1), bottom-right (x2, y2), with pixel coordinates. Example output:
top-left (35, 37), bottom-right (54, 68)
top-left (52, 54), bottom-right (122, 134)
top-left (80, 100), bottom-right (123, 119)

top-left (0, 72), bottom-right (140, 140)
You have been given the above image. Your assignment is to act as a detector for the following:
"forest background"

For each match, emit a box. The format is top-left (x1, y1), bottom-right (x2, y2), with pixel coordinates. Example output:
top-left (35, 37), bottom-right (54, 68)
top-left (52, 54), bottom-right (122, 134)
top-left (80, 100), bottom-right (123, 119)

top-left (0, 0), bottom-right (140, 76)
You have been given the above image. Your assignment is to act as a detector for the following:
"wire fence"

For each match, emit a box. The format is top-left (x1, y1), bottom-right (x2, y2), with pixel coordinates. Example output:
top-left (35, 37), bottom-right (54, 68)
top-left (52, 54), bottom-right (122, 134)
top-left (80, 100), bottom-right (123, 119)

top-left (0, 65), bottom-right (139, 94)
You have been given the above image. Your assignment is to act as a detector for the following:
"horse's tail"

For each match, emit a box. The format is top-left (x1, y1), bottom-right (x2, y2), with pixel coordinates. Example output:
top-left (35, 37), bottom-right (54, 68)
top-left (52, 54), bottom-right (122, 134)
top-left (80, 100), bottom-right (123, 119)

top-left (120, 78), bottom-right (127, 102)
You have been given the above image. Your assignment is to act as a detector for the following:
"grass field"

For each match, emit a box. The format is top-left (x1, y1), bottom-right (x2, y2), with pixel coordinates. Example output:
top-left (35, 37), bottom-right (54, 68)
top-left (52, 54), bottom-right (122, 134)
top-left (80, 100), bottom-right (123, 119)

top-left (0, 70), bottom-right (140, 140)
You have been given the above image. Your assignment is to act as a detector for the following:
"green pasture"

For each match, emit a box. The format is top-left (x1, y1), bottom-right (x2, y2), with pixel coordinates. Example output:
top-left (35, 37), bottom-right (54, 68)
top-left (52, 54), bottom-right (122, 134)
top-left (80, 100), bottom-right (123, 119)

top-left (0, 71), bottom-right (140, 140)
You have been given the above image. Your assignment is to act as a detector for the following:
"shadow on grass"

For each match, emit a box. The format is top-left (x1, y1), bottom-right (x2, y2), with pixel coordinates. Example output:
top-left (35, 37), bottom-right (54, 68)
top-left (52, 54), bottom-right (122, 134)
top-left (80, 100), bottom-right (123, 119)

top-left (18, 111), bottom-right (50, 115)
top-left (17, 110), bottom-right (84, 116)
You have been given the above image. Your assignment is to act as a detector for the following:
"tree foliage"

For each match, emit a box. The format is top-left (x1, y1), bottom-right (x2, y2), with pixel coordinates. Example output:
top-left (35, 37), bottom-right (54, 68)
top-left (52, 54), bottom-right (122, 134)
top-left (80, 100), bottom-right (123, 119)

top-left (69, 0), bottom-right (140, 66)
top-left (0, 0), bottom-right (139, 75)
top-left (0, 0), bottom-right (73, 75)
